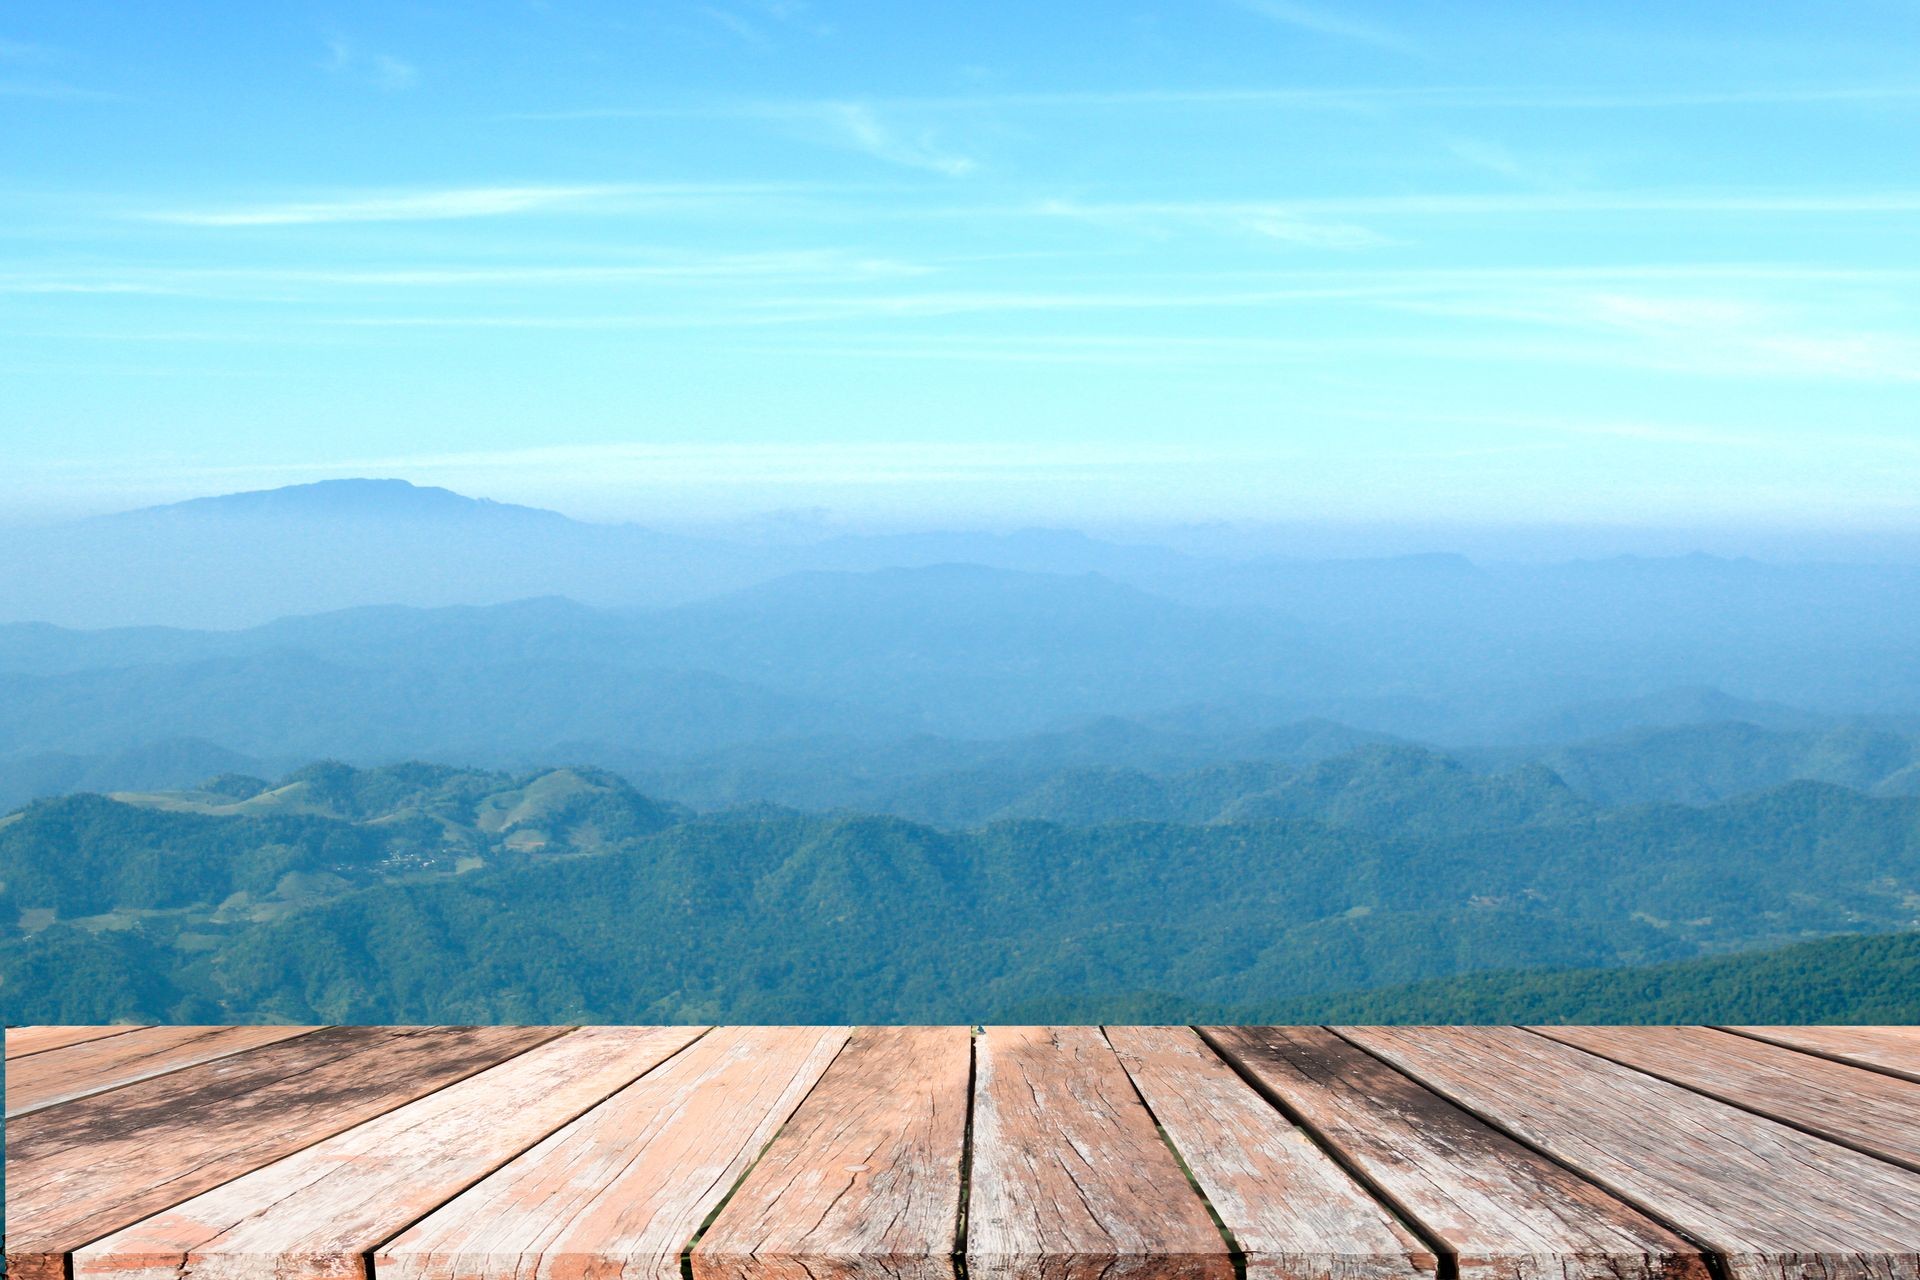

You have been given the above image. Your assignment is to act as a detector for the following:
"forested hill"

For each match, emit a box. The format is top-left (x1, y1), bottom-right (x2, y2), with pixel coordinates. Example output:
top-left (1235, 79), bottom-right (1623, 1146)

top-left (1002, 930), bottom-right (1920, 1024)
top-left (2, 760), bottom-right (1916, 1023)
top-left (1191, 929), bottom-right (1920, 1024)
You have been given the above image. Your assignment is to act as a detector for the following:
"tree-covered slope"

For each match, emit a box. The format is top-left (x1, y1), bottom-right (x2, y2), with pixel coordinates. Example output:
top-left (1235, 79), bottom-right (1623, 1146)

top-left (2, 762), bottom-right (1915, 1024)
top-left (1275, 929), bottom-right (1920, 1023)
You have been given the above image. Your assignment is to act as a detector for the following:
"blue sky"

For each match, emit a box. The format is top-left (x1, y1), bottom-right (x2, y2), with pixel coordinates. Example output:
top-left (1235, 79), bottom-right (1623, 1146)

top-left (4, 0), bottom-right (1919, 532)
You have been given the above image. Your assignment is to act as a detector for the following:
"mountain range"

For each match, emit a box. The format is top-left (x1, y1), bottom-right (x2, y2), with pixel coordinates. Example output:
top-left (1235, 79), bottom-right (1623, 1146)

top-left (2, 480), bottom-right (1918, 802)
top-left (7, 482), bottom-right (1920, 732)
top-left (5, 479), bottom-right (1919, 1022)
top-left (4, 758), bottom-right (1916, 1023)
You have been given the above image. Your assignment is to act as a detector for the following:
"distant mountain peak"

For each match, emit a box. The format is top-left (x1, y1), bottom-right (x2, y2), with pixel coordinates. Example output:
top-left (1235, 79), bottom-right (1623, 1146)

top-left (119, 478), bottom-right (570, 523)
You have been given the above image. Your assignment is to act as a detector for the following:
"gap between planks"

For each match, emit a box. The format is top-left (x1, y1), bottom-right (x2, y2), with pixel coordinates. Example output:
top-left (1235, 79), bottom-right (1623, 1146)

top-left (1527, 1025), bottom-right (1920, 1174)
top-left (7, 1025), bottom-right (327, 1118)
top-left (15, 1026), bottom-right (1920, 1280)
top-left (1716, 1026), bottom-right (1920, 1086)
top-left (372, 1026), bottom-right (852, 1280)
top-left (5, 1026), bottom-right (581, 1280)
top-left (4, 1025), bottom-right (151, 1059)
top-left (1336, 1026), bottom-right (1920, 1280)
top-left (1114, 1025), bottom-right (1446, 1280)
top-left (1208, 1026), bottom-right (1710, 1280)
top-left (1107, 1027), bottom-right (1252, 1271)
top-left (74, 1027), bottom-right (718, 1280)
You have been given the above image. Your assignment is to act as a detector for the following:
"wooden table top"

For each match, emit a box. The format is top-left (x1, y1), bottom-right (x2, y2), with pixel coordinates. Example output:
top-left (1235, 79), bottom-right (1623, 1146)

top-left (6, 1024), bottom-right (1920, 1280)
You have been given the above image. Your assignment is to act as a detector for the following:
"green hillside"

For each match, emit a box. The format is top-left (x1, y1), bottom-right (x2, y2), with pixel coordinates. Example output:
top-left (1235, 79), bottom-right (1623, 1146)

top-left (1270, 929), bottom-right (1920, 1023)
top-left (2, 760), bottom-right (1916, 1024)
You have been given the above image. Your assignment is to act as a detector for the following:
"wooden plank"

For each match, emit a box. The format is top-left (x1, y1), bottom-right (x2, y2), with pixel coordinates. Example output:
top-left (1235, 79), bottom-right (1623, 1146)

top-left (5, 1025), bottom-right (564, 1280)
top-left (74, 1026), bottom-right (708, 1280)
top-left (1201, 1026), bottom-right (1707, 1280)
top-left (7, 1025), bottom-right (322, 1117)
top-left (1342, 1025), bottom-right (1920, 1280)
top-left (693, 1026), bottom-right (970, 1280)
top-left (1538, 1025), bottom-right (1920, 1172)
top-left (965, 1025), bottom-right (1232, 1280)
top-left (5, 1025), bottom-right (147, 1058)
top-left (1107, 1026), bottom-right (1437, 1280)
top-left (377, 1026), bottom-right (850, 1280)
top-left (1724, 1025), bottom-right (1920, 1084)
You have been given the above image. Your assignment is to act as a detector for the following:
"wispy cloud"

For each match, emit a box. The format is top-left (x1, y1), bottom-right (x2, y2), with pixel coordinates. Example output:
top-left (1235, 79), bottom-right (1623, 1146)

top-left (1006, 191), bottom-right (1920, 222)
top-left (0, 250), bottom-right (928, 295)
top-left (0, 36), bottom-right (54, 62)
top-left (1231, 0), bottom-right (1415, 53)
top-left (504, 82), bottom-right (1920, 124)
top-left (698, 0), bottom-right (830, 46)
top-left (816, 103), bottom-right (978, 175)
top-left (1436, 134), bottom-right (1586, 186)
top-left (1037, 197), bottom-right (1388, 248)
top-left (149, 440), bottom-right (1253, 492)
top-left (1391, 286), bottom-right (1920, 384)
top-left (700, 7), bottom-right (770, 46)
top-left (0, 279), bottom-right (181, 295)
top-left (0, 41), bottom-right (119, 101)
top-left (510, 94), bottom-right (979, 175)
top-left (321, 36), bottom-right (418, 91)
top-left (0, 80), bottom-right (120, 101)
top-left (141, 184), bottom-right (688, 227)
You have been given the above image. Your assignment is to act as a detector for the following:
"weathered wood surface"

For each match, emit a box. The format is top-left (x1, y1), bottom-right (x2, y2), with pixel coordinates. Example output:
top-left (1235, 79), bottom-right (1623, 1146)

top-left (5, 1024), bottom-right (147, 1057)
top-left (10, 1024), bottom-right (1920, 1280)
top-left (1344, 1025), bottom-right (1920, 1280)
top-left (376, 1026), bottom-right (849, 1280)
top-left (1725, 1024), bottom-right (1920, 1083)
top-left (693, 1025), bottom-right (971, 1280)
top-left (1539, 1024), bottom-right (1920, 1171)
top-left (73, 1027), bottom-right (708, 1280)
top-left (1201, 1026), bottom-right (1707, 1280)
top-left (966, 1026), bottom-right (1232, 1280)
top-left (7, 1024), bottom-right (321, 1117)
top-left (1107, 1026), bottom-right (1436, 1280)
top-left (5, 1025), bottom-right (564, 1280)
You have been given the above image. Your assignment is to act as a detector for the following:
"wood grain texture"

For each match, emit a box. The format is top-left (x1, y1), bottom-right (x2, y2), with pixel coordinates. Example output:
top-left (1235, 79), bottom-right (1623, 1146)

top-left (5, 1025), bottom-right (147, 1058)
top-left (1107, 1026), bottom-right (1436, 1280)
top-left (1538, 1024), bottom-right (1920, 1171)
top-left (693, 1026), bottom-right (970, 1280)
top-left (966, 1026), bottom-right (1232, 1280)
top-left (1724, 1025), bottom-right (1920, 1084)
top-left (376, 1026), bottom-right (850, 1280)
top-left (5, 1025), bottom-right (564, 1280)
top-left (72, 1027), bottom-right (709, 1280)
top-left (1201, 1026), bottom-right (1707, 1280)
top-left (7, 1025), bottom-right (322, 1117)
top-left (1343, 1025), bottom-right (1920, 1280)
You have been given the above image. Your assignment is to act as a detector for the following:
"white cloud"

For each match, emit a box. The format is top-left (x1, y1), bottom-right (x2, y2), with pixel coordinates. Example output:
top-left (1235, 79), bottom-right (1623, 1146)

top-left (0, 41), bottom-right (120, 103)
top-left (527, 97), bottom-right (978, 175)
top-left (1037, 198), bottom-right (1388, 248)
top-left (699, 7), bottom-right (769, 46)
top-left (1238, 214), bottom-right (1390, 247)
top-left (821, 103), bottom-right (978, 176)
top-left (698, 1), bottom-right (831, 45)
top-left (142, 184), bottom-right (642, 227)
top-left (1009, 192), bottom-right (1920, 225)
top-left (369, 55), bottom-right (419, 91)
top-left (0, 80), bottom-right (118, 100)
top-left (1229, 0), bottom-right (1414, 52)
top-left (504, 82), bottom-right (1920, 124)
top-left (0, 37), bottom-right (54, 62)
top-left (0, 251), bottom-right (928, 295)
top-left (321, 36), bottom-right (418, 91)
top-left (0, 279), bottom-right (180, 295)
top-left (1389, 285), bottom-right (1920, 383)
